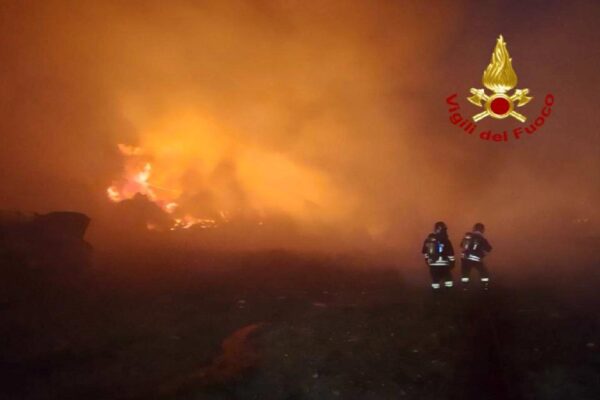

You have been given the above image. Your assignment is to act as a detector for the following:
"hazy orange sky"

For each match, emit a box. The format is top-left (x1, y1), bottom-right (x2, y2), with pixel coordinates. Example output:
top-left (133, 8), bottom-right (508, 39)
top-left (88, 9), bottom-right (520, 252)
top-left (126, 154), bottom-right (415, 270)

top-left (0, 1), bottom-right (597, 262)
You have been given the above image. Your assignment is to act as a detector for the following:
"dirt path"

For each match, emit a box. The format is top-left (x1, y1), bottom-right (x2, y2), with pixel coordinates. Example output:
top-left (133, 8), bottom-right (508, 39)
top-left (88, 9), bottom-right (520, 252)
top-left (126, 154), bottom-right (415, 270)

top-left (450, 289), bottom-right (522, 400)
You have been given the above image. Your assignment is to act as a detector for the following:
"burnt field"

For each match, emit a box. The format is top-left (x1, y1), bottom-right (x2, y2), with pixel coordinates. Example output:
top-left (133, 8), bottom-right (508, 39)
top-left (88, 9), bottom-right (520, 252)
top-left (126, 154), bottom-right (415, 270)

top-left (1, 249), bottom-right (600, 400)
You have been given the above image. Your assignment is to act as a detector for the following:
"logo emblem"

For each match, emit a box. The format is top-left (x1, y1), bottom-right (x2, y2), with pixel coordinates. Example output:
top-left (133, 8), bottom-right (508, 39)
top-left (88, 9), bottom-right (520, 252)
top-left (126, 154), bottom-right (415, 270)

top-left (467, 35), bottom-right (532, 122)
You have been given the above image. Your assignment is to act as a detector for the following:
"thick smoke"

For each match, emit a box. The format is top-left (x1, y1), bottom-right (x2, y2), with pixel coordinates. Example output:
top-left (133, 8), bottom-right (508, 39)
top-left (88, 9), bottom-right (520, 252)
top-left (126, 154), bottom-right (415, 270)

top-left (0, 1), bottom-right (597, 267)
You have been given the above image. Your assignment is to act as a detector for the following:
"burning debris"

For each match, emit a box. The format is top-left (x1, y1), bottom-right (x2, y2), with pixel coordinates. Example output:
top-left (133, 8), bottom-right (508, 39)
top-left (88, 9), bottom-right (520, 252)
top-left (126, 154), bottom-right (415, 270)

top-left (101, 103), bottom-right (356, 241)
top-left (104, 136), bottom-right (343, 240)
top-left (107, 144), bottom-right (220, 231)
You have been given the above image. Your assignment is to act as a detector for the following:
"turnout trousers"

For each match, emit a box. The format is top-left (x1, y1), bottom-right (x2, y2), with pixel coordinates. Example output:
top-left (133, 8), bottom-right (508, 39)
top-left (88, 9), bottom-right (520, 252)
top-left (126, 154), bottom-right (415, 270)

top-left (461, 259), bottom-right (489, 289)
top-left (429, 265), bottom-right (453, 290)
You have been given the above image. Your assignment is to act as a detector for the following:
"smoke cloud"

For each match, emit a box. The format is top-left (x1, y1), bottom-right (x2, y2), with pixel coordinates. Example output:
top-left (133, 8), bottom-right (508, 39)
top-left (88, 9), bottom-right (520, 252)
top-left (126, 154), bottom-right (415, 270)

top-left (0, 1), bottom-right (597, 267)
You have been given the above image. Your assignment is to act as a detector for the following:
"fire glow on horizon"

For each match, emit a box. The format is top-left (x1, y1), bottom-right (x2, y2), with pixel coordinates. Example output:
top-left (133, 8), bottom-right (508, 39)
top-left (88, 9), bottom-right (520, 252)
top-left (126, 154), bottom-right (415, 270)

top-left (104, 111), bottom-right (352, 233)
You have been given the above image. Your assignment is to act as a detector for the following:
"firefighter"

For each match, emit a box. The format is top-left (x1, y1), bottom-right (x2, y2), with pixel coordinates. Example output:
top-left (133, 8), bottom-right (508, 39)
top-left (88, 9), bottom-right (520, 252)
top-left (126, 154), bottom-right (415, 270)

top-left (422, 221), bottom-right (455, 291)
top-left (460, 223), bottom-right (493, 290)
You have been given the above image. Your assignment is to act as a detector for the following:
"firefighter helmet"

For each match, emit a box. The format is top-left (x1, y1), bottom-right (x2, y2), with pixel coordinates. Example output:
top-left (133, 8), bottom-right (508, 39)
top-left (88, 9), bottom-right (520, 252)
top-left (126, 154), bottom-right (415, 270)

top-left (434, 221), bottom-right (447, 233)
top-left (473, 222), bottom-right (485, 233)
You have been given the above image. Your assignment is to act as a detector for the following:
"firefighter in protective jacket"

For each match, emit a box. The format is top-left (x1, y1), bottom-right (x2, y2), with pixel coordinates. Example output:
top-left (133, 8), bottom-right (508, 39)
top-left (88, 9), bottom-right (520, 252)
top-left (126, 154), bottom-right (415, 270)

top-left (422, 221), bottom-right (455, 291)
top-left (460, 223), bottom-right (492, 290)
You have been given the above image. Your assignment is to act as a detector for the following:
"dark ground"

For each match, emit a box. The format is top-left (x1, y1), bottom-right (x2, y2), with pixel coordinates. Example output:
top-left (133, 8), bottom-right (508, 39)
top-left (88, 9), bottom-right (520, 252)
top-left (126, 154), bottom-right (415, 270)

top-left (1, 249), bottom-right (599, 400)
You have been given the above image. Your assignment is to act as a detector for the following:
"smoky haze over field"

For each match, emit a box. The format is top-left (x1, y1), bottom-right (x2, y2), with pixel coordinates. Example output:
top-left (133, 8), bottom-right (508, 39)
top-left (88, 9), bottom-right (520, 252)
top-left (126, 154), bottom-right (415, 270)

top-left (0, 1), bottom-right (598, 269)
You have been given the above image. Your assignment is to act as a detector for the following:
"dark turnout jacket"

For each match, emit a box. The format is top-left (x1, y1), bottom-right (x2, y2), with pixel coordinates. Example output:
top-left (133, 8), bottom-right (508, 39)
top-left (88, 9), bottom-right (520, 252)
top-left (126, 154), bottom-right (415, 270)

top-left (422, 232), bottom-right (455, 266)
top-left (460, 231), bottom-right (492, 262)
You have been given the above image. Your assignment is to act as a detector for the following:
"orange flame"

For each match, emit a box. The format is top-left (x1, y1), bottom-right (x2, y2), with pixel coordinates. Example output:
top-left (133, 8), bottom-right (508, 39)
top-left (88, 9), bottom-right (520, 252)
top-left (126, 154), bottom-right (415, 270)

top-left (482, 35), bottom-right (518, 93)
top-left (106, 143), bottom-right (217, 230)
top-left (106, 110), bottom-right (354, 235)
